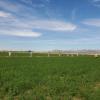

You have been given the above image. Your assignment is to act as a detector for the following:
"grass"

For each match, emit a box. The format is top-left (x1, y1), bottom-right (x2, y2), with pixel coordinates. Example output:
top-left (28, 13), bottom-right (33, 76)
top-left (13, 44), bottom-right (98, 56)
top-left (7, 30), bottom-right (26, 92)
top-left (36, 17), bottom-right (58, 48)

top-left (0, 52), bottom-right (8, 57)
top-left (0, 56), bottom-right (100, 100)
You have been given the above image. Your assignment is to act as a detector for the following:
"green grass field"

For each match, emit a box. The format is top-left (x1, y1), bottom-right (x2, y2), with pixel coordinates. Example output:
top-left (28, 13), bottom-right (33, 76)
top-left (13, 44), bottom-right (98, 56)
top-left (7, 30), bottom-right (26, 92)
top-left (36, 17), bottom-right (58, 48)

top-left (0, 56), bottom-right (100, 100)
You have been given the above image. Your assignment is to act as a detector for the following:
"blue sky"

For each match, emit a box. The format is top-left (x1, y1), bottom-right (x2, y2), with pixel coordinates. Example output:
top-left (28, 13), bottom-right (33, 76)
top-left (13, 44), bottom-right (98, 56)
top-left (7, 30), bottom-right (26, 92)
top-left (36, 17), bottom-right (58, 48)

top-left (0, 0), bottom-right (100, 51)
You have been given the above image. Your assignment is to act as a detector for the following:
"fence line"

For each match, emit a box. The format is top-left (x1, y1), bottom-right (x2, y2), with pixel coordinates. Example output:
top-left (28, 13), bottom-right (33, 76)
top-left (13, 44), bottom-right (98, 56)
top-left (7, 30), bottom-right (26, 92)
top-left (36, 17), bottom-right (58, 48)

top-left (0, 51), bottom-right (100, 57)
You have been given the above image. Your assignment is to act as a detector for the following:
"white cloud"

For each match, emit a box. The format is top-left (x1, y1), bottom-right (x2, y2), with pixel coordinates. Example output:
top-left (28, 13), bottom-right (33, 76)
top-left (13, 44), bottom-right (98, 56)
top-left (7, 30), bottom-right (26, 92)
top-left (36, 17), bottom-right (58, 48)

top-left (0, 11), bottom-right (42, 37)
top-left (0, 0), bottom-right (20, 13)
top-left (0, 0), bottom-right (77, 38)
top-left (0, 11), bottom-right (11, 17)
top-left (0, 16), bottom-right (77, 37)
top-left (14, 31), bottom-right (41, 37)
top-left (90, 0), bottom-right (100, 7)
top-left (31, 20), bottom-right (77, 31)
top-left (0, 0), bottom-right (36, 16)
top-left (82, 19), bottom-right (100, 27)
top-left (92, 0), bottom-right (100, 2)
top-left (0, 30), bottom-right (41, 37)
top-left (0, 12), bottom-right (77, 32)
top-left (0, 17), bottom-right (77, 37)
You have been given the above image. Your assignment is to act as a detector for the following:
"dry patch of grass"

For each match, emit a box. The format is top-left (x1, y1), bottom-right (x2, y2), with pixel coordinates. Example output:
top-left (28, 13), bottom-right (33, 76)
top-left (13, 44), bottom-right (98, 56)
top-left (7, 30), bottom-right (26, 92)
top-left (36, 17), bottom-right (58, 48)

top-left (46, 96), bottom-right (52, 100)
top-left (72, 96), bottom-right (83, 100)
top-left (94, 82), bottom-right (100, 90)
